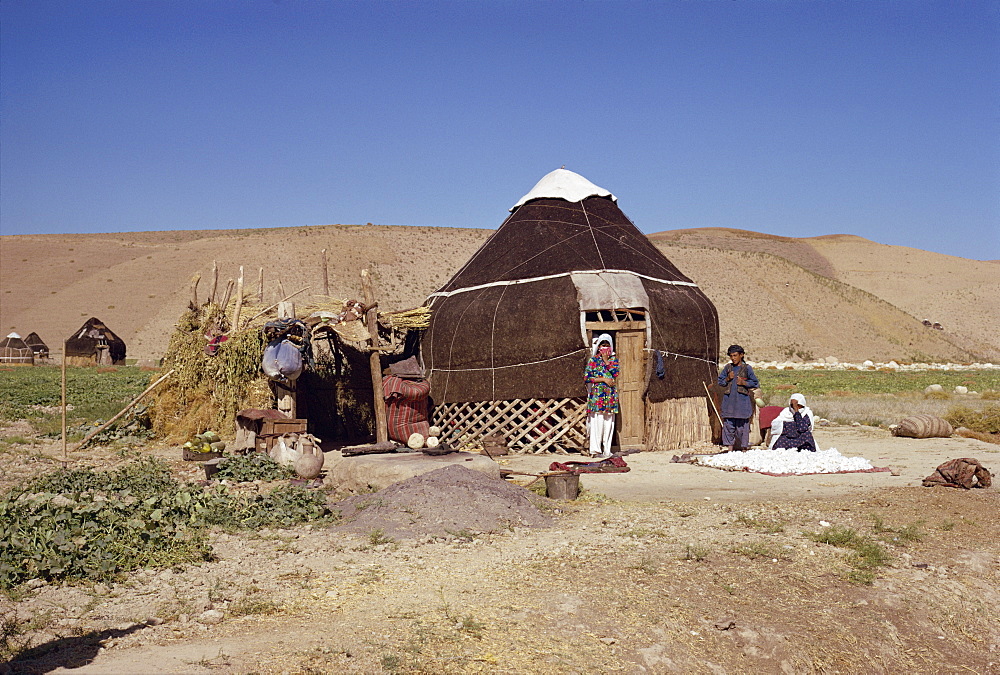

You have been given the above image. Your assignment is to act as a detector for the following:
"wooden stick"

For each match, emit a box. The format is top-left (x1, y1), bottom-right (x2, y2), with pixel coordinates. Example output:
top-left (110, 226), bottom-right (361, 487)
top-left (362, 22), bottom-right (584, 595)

top-left (76, 369), bottom-right (175, 450)
top-left (190, 273), bottom-right (201, 308)
top-left (361, 268), bottom-right (388, 444)
top-left (243, 286), bottom-right (312, 326)
top-left (277, 279), bottom-right (286, 303)
top-left (219, 279), bottom-right (234, 314)
top-left (257, 267), bottom-right (264, 303)
top-left (207, 261), bottom-right (219, 306)
top-left (61, 340), bottom-right (67, 464)
top-left (232, 266), bottom-right (244, 332)
top-left (703, 381), bottom-right (724, 426)
top-left (321, 249), bottom-right (329, 296)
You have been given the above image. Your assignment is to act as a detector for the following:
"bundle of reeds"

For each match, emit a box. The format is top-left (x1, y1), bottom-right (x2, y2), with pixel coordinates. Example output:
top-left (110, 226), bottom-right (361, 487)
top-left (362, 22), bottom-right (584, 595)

top-left (381, 306), bottom-right (431, 330)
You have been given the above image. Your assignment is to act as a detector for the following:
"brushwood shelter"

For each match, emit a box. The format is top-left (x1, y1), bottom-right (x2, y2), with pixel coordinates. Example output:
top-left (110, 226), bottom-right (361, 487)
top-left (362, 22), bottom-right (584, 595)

top-left (422, 169), bottom-right (720, 453)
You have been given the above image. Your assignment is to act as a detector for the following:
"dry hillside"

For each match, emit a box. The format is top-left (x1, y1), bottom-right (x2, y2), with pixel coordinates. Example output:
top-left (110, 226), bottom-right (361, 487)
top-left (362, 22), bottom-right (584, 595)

top-left (1, 223), bottom-right (996, 363)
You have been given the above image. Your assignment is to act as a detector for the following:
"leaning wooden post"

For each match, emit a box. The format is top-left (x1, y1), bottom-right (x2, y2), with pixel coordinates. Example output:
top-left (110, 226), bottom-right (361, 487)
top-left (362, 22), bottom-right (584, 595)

top-left (76, 370), bottom-right (175, 451)
top-left (207, 261), bottom-right (219, 306)
top-left (257, 267), bottom-right (264, 303)
top-left (61, 340), bottom-right (68, 464)
top-left (321, 249), bottom-right (329, 296)
top-left (232, 266), bottom-right (245, 331)
top-left (361, 268), bottom-right (388, 444)
top-left (190, 273), bottom-right (201, 308)
top-left (219, 279), bottom-right (234, 316)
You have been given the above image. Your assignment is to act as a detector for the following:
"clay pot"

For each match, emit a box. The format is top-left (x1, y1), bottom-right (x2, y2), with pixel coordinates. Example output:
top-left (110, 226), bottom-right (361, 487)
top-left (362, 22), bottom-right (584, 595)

top-left (294, 439), bottom-right (325, 479)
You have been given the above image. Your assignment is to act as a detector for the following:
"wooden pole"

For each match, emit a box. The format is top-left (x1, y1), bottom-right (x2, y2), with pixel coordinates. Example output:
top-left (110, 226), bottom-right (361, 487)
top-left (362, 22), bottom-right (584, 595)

top-left (61, 340), bottom-right (67, 464)
top-left (277, 279), bottom-right (286, 303)
top-left (232, 266), bottom-right (245, 332)
top-left (703, 381), bottom-right (724, 426)
top-left (361, 268), bottom-right (388, 444)
top-left (76, 370), bottom-right (175, 451)
top-left (190, 273), bottom-right (201, 308)
top-left (257, 267), bottom-right (264, 303)
top-left (243, 286), bottom-right (311, 326)
top-left (207, 261), bottom-right (219, 306)
top-left (219, 279), bottom-right (234, 315)
top-left (321, 249), bottom-right (329, 296)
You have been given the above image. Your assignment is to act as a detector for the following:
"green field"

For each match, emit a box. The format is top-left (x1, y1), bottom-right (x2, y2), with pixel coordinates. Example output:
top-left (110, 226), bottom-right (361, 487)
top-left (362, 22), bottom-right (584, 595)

top-left (0, 365), bottom-right (153, 433)
top-left (758, 368), bottom-right (1000, 397)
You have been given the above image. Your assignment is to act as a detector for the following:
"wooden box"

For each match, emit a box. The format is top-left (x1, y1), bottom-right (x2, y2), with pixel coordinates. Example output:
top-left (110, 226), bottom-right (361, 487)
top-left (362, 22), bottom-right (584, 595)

top-left (260, 418), bottom-right (307, 436)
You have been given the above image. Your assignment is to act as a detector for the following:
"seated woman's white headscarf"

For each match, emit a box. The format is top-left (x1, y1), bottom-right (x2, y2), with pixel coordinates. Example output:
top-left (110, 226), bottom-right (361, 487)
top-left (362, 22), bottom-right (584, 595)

top-left (769, 393), bottom-right (816, 449)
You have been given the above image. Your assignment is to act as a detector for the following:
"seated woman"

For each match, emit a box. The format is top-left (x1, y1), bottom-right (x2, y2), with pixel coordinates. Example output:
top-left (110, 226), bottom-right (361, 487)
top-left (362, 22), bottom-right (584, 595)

top-left (769, 393), bottom-right (817, 451)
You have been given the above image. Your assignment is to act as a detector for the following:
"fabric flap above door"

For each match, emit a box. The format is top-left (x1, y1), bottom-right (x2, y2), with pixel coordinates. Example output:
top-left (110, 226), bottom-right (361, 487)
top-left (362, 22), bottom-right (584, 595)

top-left (571, 271), bottom-right (649, 311)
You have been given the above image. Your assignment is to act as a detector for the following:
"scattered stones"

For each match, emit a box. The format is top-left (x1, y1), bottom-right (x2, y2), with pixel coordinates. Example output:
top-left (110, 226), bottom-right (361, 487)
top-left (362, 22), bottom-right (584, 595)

top-left (924, 384), bottom-right (943, 393)
top-left (954, 385), bottom-right (969, 394)
top-left (196, 609), bottom-right (224, 625)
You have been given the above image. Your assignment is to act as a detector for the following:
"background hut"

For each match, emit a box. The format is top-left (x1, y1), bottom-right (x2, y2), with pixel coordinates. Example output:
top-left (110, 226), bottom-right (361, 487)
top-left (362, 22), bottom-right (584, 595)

top-left (65, 317), bottom-right (127, 366)
top-left (23, 332), bottom-right (50, 360)
top-left (423, 169), bottom-right (720, 453)
top-left (0, 333), bottom-right (34, 365)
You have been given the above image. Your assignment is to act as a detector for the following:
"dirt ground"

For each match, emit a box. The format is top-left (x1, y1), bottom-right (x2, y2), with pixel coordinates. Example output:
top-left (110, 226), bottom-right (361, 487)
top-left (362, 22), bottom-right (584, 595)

top-left (2, 425), bottom-right (998, 674)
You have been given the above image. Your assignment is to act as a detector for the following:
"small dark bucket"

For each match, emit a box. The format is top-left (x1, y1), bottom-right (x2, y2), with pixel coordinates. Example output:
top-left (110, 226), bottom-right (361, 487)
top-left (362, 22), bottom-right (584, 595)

top-left (545, 473), bottom-right (580, 500)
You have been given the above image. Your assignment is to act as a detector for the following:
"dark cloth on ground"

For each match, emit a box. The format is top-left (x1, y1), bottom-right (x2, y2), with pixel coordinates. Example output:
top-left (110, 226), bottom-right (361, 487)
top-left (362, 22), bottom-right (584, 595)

top-left (922, 458), bottom-right (993, 489)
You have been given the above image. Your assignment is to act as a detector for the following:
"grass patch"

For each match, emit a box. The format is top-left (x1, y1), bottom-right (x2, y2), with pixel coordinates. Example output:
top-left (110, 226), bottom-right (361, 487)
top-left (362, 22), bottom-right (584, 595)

top-left (762, 369), bottom-right (1000, 398)
top-left (806, 525), bottom-right (891, 584)
top-left (732, 541), bottom-right (790, 561)
top-left (945, 404), bottom-right (1000, 434)
top-left (735, 513), bottom-right (785, 533)
top-left (682, 544), bottom-right (710, 562)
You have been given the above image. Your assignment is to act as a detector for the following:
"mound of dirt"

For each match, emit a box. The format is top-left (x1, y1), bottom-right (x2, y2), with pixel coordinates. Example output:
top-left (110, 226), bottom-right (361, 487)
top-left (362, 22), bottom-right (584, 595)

top-left (330, 464), bottom-right (553, 540)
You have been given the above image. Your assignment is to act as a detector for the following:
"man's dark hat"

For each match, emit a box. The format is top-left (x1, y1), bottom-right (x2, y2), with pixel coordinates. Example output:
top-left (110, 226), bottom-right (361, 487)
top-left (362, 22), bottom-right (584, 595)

top-left (726, 344), bottom-right (745, 355)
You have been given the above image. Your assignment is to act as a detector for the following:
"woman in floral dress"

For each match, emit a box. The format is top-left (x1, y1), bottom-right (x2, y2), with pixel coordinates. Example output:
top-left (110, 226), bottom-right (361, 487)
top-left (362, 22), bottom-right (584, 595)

top-left (584, 333), bottom-right (619, 458)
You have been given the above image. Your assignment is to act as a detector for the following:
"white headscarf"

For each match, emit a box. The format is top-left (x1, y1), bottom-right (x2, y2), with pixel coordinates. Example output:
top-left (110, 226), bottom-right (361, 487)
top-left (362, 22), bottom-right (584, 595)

top-left (768, 392), bottom-right (815, 449)
top-left (591, 333), bottom-right (615, 356)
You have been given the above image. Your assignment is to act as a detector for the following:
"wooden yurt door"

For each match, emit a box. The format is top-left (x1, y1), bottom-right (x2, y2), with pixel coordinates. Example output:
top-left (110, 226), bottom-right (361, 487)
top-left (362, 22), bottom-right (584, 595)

top-left (615, 328), bottom-right (647, 449)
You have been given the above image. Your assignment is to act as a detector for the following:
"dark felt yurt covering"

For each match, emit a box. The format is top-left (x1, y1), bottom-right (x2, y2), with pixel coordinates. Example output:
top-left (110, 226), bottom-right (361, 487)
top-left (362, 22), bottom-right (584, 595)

top-left (0, 333), bottom-right (34, 364)
top-left (66, 317), bottom-right (127, 365)
top-left (24, 332), bottom-right (49, 359)
top-left (424, 169), bottom-right (719, 405)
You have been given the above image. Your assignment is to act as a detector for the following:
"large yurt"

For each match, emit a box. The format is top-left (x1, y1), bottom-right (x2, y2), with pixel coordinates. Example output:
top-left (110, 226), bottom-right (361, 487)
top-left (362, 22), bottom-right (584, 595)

top-left (23, 332), bottom-right (50, 360)
top-left (423, 169), bottom-right (720, 453)
top-left (65, 318), bottom-right (127, 366)
top-left (0, 333), bottom-right (34, 365)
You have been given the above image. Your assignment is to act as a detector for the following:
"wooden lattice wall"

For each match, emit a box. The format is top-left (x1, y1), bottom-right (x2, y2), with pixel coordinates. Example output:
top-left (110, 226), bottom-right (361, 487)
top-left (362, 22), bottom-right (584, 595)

top-left (433, 398), bottom-right (588, 454)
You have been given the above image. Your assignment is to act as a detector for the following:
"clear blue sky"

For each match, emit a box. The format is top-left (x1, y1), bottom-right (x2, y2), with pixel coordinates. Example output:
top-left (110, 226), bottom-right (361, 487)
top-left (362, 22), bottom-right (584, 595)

top-left (2, 0), bottom-right (998, 260)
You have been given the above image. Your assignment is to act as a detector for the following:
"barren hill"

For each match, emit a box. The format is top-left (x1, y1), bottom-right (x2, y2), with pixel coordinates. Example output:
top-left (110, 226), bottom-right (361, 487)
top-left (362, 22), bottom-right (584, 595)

top-left (1, 223), bottom-right (996, 363)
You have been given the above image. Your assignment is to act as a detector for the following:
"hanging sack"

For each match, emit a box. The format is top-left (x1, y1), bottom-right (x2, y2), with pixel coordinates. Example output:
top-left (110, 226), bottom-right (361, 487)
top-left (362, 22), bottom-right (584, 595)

top-left (262, 339), bottom-right (303, 383)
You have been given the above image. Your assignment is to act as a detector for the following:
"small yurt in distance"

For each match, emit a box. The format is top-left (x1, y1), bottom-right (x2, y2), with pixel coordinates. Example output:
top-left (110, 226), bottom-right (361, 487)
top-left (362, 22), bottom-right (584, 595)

top-left (24, 332), bottom-right (50, 360)
top-left (65, 318), bottom-right (127, 366)
top-left (0, 333), bottom-right (34, 365)
top-left (423, 169), bottom-right (720, 453)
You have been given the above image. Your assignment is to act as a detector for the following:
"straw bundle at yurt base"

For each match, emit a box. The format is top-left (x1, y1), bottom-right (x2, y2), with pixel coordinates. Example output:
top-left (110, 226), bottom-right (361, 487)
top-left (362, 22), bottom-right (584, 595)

top-left (422, 168), bottom-right (720, 454)
top-left (149, 268), bottom-right (425, 445)
top-left (0, 333), bottom-right (34, 365)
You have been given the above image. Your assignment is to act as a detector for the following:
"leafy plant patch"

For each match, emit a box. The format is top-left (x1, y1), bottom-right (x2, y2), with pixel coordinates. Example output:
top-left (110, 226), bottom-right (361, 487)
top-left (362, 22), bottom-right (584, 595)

top-left (215, 453), bottom-right (294, 482)
top-left (0, 458), bottom-right (334, 589)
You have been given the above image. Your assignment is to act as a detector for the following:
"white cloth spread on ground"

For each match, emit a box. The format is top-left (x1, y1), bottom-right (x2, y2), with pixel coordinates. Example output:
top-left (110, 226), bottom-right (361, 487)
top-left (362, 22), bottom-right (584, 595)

top-left (697, 447), bottom-right (875, 475)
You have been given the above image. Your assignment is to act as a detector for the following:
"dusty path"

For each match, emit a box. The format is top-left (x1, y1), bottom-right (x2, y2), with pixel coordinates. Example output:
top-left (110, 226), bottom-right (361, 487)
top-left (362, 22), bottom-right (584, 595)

top-left (3, 427), bottom-right (998, 674)
top-left (503, 425), bottom-right (1000, 502)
